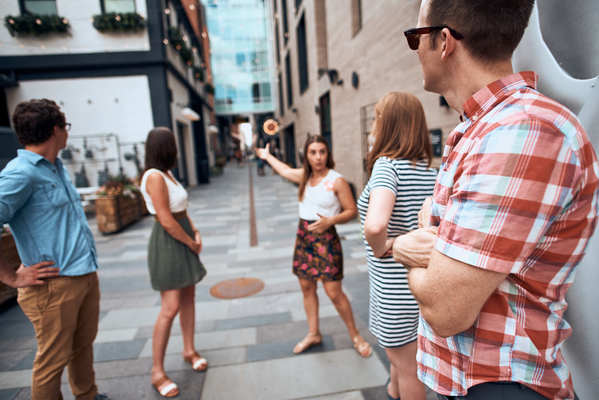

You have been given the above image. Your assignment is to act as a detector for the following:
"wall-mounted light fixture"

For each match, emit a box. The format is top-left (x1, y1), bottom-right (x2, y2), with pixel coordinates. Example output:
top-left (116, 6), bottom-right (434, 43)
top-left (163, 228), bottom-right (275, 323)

top-left (439, 96), bottom-right (450, 109)
top-left (182, 107), bottom-right (200, 121)
top-left (318, 68), bottom-right (343, 86)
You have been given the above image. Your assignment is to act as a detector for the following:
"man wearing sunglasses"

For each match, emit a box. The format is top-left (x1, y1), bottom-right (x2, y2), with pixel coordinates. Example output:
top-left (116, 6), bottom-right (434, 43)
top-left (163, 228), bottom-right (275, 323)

top-left (0, 99), bottom-right (109, 400)
top-left (393, 1), bottom-right (599, 399)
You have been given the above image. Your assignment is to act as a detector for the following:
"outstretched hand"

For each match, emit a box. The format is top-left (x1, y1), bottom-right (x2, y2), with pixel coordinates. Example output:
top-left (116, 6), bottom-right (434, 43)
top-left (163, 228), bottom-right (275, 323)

top-left (255, 143), bottom-right (270, 160)
top-left (307, 213), bottom-right (333, 234)
top-left (13, 261), bottom-right (59, 288)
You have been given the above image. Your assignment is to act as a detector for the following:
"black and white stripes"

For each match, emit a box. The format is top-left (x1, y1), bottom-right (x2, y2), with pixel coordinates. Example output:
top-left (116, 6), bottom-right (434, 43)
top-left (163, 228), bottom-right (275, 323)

top-left (358, 157), bottom-right (437, 348)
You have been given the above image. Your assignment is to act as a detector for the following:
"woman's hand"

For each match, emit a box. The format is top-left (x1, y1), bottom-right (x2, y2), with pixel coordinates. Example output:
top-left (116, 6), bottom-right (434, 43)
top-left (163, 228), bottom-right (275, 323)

top-left (255, 143), bottom-right (270, 160)
top-left (194, 231), bottom-right (203, 254)
top-left (418, 197), bottom-right (433, 228)
top-left (307, 213), bottom-right (333, 234)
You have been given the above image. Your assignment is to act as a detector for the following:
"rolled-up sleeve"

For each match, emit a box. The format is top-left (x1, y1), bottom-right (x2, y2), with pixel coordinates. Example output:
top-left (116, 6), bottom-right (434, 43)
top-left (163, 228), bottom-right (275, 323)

top-left (0, 170), bottom-right (32, 224)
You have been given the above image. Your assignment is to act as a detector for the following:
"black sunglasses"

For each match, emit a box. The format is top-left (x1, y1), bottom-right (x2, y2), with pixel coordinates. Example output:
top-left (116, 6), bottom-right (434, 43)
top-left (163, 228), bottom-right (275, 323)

top-left (403, 25), bottom-right (464, 50)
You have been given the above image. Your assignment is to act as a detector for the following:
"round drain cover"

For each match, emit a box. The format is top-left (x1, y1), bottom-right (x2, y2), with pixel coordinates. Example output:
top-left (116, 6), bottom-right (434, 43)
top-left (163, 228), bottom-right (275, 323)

top-left (210, 277), bottom-right (265, 299)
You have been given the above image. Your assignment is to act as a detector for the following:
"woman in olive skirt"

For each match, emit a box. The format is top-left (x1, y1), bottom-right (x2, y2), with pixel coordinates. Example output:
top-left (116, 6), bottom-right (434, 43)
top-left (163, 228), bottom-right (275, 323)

top-left (256, 135), bottom-right (372, 358)
top-left (140, 127), bottom-right (207, 398)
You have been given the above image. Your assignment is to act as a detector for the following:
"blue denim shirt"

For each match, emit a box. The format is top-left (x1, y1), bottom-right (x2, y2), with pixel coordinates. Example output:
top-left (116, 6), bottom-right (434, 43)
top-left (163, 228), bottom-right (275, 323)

top-left (0, 150), bottom-right (98, 276)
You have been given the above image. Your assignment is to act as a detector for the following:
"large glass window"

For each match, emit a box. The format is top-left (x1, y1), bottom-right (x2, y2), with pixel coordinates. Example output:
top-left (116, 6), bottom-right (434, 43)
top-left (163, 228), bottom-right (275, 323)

top-left (281, 0), bottom-right (289, 44)
top-left (296, 14), bottom-right (309, 94)
top-left (20, 0), bottom-right (57, 15)
top-left (285, 53), bottom-right (293, 107)
top-left (101, 0), bottom-right (136, 13)
top-left (278, 73), bottom-right (284, 115)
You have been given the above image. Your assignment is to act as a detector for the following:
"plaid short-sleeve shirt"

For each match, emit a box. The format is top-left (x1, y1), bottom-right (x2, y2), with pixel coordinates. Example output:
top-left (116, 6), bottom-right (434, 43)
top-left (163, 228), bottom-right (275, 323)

top-left (418, 72), bottom-right (599, 399)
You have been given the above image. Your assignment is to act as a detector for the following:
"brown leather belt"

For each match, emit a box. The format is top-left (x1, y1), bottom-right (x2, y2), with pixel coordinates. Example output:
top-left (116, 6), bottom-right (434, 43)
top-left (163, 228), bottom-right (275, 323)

top-left (154, 210), bottom-right (187, 220)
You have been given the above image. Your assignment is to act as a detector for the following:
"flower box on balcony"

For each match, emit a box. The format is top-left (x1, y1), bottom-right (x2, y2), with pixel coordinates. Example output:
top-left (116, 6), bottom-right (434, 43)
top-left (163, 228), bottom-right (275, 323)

top-left (4, 14), bottom-right (70, 37)
top-left (92, 12), bottom-right (146, 33)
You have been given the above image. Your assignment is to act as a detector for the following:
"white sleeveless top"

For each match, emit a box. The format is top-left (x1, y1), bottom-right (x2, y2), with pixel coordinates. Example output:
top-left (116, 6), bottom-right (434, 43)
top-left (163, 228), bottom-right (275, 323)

top-left (140, 168), bottom-right (188, 214)
top-left (298, 169), bottom-right (343, 220)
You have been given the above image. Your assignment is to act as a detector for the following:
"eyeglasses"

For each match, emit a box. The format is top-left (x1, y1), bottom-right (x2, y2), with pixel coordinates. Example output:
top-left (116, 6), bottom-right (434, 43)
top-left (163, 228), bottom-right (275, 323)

top-left (64, 122), bottom-right (72, 131)
top-left (403, 25), bottom-right (464, 50)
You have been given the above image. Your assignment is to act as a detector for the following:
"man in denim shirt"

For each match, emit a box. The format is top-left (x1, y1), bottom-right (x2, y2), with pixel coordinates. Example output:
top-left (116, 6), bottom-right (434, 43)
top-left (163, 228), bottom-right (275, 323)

top-left (0, 99), bottom-right (108, 400)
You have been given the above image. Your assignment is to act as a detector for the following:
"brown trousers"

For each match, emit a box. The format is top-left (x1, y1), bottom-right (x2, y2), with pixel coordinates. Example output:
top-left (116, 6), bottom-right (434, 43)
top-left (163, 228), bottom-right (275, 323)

top-left (17, 272), bottom-right (100, 400)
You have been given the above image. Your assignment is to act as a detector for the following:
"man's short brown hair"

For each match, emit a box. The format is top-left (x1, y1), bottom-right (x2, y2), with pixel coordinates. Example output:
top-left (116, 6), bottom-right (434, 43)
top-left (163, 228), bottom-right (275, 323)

top-left (426, 0), bottom-right (534, 61)
top-left (12, 99), bottom-right (66, 146)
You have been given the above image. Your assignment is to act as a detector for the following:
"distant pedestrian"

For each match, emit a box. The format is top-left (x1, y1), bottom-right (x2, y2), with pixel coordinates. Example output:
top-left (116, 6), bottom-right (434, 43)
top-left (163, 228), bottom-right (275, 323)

top-left (140, 127), bottom-right (208, 398)
top-left (0, 99), bottom-right (109, 400)
top-left (358, 92), bottom-right (437, 400)
top-left (256, 135), bottom-right (372, 358)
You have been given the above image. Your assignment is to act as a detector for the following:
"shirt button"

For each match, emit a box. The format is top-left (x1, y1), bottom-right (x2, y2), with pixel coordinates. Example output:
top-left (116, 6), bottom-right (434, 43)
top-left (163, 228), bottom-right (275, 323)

top-left (472, 115), bottom-right (478, 121)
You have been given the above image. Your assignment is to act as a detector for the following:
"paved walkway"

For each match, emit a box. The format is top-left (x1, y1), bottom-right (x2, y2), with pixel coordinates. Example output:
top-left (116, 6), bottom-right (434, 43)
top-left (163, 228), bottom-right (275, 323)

top-left (0, 163), bottom-right (435, 399)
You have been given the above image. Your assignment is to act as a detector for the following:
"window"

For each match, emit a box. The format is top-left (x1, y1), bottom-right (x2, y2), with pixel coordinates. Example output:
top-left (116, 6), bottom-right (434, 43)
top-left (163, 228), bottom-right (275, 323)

top-left (278, 73), bottom-right (285, 115)
top-left (275, 20), bottom-right (281, 65)
top-left (252, 83), bottom-right (260, 103)
top-left (285, 53), bottom-right (293, 107)
top-left (351, 0), bottom-right (362, 37)
top-left (281, 0), bottom-right (289, 44)
top-left (19, 0), bottom-right (57, 15)
top-left (296, 14), bottom-right (309, 94)
top-left (101, 0), bottom-right (136, 13)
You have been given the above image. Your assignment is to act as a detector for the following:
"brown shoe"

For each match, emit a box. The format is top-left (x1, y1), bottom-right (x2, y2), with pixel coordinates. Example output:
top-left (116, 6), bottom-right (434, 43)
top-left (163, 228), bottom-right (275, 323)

top-left (183, 351), bottom-right (208, 372)
top-left (152, 376), bottom-right (179, 398)
top-left (353, 336), bottom-right (372, 358)
top-left (293, 332), bottom-right (322, 354)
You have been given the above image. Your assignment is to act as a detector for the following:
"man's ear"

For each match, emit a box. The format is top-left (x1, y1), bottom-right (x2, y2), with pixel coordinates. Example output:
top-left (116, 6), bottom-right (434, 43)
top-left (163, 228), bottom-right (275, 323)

top-left (440, 28), bottom-right (457, 59)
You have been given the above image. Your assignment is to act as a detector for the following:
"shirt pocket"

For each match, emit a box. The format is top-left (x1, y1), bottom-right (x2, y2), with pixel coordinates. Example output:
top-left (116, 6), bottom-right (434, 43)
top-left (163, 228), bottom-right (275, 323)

top-left (42, 182), bottom-right (70, 207)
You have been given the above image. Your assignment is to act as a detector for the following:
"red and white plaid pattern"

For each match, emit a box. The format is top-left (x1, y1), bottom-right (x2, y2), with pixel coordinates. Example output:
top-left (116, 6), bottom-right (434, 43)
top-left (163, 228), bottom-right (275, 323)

top-left (419, 72), bottom-right (599, 399)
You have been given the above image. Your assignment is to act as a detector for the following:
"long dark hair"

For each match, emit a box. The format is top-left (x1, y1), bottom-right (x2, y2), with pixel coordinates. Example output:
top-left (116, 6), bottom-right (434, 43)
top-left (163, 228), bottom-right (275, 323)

top-left (298, 135), bottom-right (335, 201)
top-left (144, 127), bottom-right (177, 172)
top-left (366, 92), bottom-right (432, 176)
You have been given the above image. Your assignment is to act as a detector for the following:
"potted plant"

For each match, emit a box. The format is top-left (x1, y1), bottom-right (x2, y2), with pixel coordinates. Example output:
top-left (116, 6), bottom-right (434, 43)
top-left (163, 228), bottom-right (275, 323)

top-left (92, 12), bottom-right (145, 33)
top-left (0, 226), bottom-right (20, 305)
top-left (95, 175), bottom-right (145, 233)
top-left (4, 14), bottom-right (70, 37)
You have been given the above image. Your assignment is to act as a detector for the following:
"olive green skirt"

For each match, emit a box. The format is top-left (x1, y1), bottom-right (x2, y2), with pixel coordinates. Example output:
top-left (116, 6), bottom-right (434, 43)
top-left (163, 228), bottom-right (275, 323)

top-left (147, 216), bottom-right (206, 291)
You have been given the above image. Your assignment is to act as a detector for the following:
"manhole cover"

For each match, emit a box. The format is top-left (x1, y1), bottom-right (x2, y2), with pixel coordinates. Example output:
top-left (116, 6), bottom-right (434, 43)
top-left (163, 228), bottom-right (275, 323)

top-left (210, 277), bottom-right (265, 299)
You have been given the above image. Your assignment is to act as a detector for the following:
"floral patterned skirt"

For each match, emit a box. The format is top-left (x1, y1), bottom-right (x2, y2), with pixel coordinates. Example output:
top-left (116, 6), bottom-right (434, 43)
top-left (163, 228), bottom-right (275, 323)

top-left (292, 219), bottom-right (343, 282)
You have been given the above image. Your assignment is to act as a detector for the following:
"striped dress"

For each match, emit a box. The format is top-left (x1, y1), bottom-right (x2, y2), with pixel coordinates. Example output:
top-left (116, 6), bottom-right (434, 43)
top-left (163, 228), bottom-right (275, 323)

top-left (357, 157), bottom-right (437, 348)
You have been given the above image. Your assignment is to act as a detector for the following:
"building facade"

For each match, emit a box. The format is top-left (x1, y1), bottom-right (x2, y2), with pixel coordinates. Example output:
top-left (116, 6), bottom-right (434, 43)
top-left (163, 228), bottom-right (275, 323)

top-left (270, 0), bottom-right (459, 187)
top-left (0, 0), bottom-right (215, 186)
top-left (203, 0), bottom-right (276, 116)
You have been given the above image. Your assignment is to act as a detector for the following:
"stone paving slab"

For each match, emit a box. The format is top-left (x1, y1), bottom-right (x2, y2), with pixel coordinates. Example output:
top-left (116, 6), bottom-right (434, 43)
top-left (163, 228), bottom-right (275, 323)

top-left (138, 327), bottom-right (257, 358)
top-left (200, 349), bottom-right (387, 400)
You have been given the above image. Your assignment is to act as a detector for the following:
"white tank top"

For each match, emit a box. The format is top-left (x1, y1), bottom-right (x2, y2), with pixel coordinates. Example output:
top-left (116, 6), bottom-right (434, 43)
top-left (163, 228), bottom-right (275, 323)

top-left (140, 168), bottom-right (188, 214)
top-left (298, 169), bottom-right (343, 220)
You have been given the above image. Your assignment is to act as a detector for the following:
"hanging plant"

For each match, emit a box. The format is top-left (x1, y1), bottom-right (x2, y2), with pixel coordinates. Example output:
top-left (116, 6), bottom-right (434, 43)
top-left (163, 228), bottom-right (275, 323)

top-left (167, 27), bottom-right (193, 66)
top-left (92, 12), bottom-right (146, 33)
top-left (193, 66), bottom-right (205, 81)
top-left (4, 14), bottom-right (70, 37)
top-left (204, 82), bottom-right (215, 95)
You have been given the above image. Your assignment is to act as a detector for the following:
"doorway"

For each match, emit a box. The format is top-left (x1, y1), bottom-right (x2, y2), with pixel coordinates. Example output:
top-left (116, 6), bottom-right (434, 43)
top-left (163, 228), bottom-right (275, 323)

top-left (319, 91), bottom-right (332, 149)
top-left (175, 121), bottom-right (189, 186)
top-left (283, 124), bottom-right (296, 167)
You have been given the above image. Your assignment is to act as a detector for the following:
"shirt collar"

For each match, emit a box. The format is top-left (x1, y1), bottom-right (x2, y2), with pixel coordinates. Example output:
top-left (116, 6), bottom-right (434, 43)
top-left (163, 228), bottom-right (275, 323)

top-left (462, 71), bottom-right (538, 120)
top-left (17, 149), bottom-right (62, 168)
